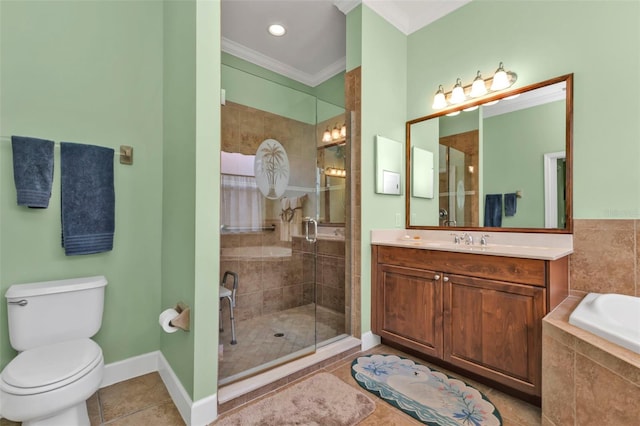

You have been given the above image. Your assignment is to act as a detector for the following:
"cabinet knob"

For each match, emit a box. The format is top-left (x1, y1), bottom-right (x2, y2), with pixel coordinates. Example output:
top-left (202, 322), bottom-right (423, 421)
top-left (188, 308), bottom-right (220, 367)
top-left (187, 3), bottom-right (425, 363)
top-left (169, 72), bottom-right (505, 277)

top-left (443, 276), bottom-right (450, 282)
top-left (433, 274), bottom-right (441, 281)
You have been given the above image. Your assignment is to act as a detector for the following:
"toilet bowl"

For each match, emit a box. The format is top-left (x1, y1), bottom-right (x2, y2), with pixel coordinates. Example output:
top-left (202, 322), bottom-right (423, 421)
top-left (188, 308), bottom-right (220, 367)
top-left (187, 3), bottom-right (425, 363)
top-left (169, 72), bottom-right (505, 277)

top-left (1, 339), bottom-right (103, 425)
top-left (0, 276), bottom-right (107, 425)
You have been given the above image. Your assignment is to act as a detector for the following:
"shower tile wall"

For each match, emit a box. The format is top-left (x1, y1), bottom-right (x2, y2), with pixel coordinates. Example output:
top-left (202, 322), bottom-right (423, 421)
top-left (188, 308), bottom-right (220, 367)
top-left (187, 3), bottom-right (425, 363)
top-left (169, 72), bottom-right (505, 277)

top-left (295, 236), bottom-right (346, 313)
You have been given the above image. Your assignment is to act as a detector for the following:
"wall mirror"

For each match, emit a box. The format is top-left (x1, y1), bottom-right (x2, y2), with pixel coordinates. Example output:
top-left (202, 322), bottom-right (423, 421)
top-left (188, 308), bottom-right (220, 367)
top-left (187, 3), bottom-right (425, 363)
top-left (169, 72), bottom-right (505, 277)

top-left (406, 74), bottom-right (573, 233)
top-left (375, 135), bottom-right (403, 195)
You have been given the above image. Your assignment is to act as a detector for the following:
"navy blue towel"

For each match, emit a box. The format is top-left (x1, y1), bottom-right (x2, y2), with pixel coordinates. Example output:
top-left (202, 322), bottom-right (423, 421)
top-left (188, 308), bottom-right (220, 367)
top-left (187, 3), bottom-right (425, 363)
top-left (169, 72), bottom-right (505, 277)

top-left (61, 142), bottom-right (115, 255)
top-left (504, 193), bottom-right (518, 217)
top-left (11, 136), bottom-right (55, 208)
top-left (484, 194), bottom-right (503, 227)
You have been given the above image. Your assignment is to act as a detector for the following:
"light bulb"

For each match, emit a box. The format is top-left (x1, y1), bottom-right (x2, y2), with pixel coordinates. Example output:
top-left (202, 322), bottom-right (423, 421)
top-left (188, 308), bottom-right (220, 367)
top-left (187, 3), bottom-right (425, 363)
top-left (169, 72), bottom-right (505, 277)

top-left (490, 62), bottom-right (510, 91)
top-left (340, 124), bottom-right (346, 138)
top-left (450, 78), bottom-right (466, 104)
top-left (268, 24), bottom-right (286, 37)
top-left (322, 128), bottom-right (332, 142)
top-left (432, 85), bottom-right (447, 109)
top-left (331, 125), bottom-right (341, 141)
top-left (470, 71), bottom-right (487, 98)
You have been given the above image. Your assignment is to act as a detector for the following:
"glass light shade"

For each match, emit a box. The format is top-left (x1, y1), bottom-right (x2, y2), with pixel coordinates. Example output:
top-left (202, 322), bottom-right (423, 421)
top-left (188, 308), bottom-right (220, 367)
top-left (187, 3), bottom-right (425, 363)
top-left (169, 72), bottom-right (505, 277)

top-left (322, 128), bottom-right (332, 142)
top-left (450, 79), bottom-right (466, 104)
top-left (470, 71), bottom-right (488, 98)
top-left (446, 111), bottom-right (461, 117)
top-left (331, 125), bottom-right (341, 140)
top-left (463, 105), bottom-right (479, 112)
top-left (340, 124), bottom-right (346, 138)
top-left (483, 99), bottom-right (500, 106)
top-left (503, 93), bottom-right (521, 100)
top-left (432, 85), bottom-right (447, 109)
top-left (490, 62), bottom-right (510, 91)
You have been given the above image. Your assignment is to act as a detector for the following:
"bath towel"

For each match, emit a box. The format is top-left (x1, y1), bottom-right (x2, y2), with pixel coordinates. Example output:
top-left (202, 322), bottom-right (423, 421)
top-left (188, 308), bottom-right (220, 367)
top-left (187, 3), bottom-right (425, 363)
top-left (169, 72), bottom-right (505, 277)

top-left (11, 135), bottom-right (55, 208)
top-left (61, 142), bottom-right (115, 255)
top-left (504, 193), bottom-right (518, 216)
top-left (484, 194), bottom-right (503, 227)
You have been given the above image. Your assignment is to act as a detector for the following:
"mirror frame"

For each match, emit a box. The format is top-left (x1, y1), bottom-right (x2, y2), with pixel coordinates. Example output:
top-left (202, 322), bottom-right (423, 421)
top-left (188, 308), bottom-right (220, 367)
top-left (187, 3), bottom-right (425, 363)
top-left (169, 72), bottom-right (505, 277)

top-left (405, 73), bottom-right (573, 234)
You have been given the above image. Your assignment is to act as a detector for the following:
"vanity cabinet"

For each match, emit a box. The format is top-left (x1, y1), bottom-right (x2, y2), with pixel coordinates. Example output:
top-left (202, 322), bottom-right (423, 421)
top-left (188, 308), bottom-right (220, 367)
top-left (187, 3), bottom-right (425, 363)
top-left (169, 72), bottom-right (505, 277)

top-left (371, 245), bottom-right (568, 401)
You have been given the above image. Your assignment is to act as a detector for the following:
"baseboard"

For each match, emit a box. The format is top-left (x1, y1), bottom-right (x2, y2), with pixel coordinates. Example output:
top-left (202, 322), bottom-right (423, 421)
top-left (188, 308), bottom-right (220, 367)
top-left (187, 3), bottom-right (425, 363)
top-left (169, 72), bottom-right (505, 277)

top-left (101, 351), bottom-right (160, 388)
top-left (101, 351), bottom-right (217, 426)
top-left (157, 351), bottom-right (218, 426)
top-left (360, 331), bottom-right (381, 351)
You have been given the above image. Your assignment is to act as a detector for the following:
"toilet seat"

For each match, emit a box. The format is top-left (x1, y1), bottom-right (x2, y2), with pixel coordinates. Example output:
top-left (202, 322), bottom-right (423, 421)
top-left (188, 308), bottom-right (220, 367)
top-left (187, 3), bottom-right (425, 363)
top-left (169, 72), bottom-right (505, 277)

top-left (1, 339), bottom-right (102, 396)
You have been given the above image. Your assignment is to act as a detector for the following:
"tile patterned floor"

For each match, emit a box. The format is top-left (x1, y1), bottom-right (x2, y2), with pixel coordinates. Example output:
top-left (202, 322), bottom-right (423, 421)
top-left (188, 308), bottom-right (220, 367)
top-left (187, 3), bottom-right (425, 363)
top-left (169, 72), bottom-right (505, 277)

top-left (0, 343), bottom-right (541, 425)
top-left (219, 303), bottom-right (345, 382)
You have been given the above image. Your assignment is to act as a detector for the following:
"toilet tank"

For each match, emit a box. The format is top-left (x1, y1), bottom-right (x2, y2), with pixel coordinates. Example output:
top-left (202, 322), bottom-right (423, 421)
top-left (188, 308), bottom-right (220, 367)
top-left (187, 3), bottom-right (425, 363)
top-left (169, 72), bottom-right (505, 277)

top-left (5, 276), bottom-right (108, 351)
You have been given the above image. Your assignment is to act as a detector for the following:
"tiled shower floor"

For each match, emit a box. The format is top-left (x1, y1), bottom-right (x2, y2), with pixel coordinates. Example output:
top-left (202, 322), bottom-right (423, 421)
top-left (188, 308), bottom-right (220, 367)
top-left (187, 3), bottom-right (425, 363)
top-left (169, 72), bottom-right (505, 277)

top-left (218, 303), bottom-right (345, 382)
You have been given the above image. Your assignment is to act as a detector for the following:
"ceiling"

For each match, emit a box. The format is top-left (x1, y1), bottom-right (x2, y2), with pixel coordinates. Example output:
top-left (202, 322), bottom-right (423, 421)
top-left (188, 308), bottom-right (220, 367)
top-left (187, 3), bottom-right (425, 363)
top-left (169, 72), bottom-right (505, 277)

top-left (221, 0), bottom-right (471, 87)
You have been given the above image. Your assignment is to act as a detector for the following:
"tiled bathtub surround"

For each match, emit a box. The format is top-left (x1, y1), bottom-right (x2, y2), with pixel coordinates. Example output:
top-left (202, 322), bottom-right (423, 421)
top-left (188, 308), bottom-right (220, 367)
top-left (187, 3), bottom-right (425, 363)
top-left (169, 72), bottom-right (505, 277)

top-left (542, 296), bottom-right (640, 425)
top-left (570, 219), bottom-right (640, 297)
top-left (220, 231), bottom-right (303, 322)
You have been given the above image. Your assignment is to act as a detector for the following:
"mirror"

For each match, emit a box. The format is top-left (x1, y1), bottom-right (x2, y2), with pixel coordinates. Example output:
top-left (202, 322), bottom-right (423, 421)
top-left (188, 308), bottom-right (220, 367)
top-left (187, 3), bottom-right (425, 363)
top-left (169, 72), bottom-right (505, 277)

top-left (375, 135), bottom-right (403, 195)
top-left (317, 109), bottom-right (346, 224)
top-left (406, 74), bottom-right (573, 233)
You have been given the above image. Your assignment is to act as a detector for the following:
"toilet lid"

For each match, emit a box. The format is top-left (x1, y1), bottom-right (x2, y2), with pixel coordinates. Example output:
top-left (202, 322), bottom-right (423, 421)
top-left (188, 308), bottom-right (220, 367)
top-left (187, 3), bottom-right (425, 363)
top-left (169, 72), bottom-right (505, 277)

top-left (1, 339), bottom-right (102, 390)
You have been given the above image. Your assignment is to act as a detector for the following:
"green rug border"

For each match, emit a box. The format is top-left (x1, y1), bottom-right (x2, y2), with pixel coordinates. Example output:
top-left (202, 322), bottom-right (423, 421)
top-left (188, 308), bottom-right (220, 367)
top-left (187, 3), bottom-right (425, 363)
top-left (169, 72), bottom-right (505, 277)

top-left (351, 354), bottom-right (503, 426)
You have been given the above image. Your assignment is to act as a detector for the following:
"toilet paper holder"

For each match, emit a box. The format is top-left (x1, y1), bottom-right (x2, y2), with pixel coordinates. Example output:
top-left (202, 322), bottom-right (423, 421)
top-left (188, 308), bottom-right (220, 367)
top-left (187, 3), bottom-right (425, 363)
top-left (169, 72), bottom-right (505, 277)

top-left (169, 302), bottom-right (190, 332)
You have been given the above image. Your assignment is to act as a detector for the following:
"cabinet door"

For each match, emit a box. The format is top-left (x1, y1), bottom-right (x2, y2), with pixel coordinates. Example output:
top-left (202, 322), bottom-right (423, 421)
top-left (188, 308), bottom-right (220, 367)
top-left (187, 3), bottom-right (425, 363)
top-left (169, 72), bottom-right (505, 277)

top-left (375, 264), bottom-right (442, 358)
top-left (443, 274), bottom-right (545, 396)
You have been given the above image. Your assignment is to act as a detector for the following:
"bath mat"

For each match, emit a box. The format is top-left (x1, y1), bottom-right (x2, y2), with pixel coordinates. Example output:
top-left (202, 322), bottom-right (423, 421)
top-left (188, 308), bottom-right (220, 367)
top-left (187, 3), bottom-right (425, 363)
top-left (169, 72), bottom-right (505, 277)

top-left (352, 354), bottom-right (502, 426)
top-left (215, 372), bottom-right (375, 425)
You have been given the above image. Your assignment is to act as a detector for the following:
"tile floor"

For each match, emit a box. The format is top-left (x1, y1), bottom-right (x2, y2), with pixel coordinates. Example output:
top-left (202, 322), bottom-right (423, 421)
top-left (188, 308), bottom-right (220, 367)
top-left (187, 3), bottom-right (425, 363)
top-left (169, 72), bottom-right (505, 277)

top-left (0, 344), bottom-right (541, 425)
top-left (219, 303), bottom-right (345, 382)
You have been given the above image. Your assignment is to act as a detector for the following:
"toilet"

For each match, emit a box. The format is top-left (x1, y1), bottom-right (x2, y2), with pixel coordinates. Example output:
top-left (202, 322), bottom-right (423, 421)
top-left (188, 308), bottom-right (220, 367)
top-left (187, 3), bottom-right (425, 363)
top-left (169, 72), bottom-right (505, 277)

top-left (0, 276), bottom-right (108, 426)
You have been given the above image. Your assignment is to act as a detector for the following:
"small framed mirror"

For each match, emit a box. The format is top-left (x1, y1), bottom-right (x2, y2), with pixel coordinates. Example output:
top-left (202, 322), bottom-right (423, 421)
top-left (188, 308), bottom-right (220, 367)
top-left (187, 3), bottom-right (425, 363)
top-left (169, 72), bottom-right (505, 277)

top-left (375, 135), bottom-right (403, 195)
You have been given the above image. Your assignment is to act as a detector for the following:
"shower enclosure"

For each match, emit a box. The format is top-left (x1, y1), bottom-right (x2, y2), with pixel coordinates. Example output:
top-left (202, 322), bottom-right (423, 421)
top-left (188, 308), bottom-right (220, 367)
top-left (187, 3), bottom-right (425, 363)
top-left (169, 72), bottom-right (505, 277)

top-left (218, 64), bottom-right (349, 385)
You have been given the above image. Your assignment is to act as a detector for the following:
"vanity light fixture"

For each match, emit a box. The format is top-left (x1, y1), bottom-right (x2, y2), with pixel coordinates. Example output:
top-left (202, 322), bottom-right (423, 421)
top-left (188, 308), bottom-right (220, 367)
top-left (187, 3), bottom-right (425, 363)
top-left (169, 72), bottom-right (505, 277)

top-left (325, 167), bottom-right (346, 178)
top-left (450, 78), bottom-right (466, 104)
top-left (268, 24), bottom-right (286, 37)
top-left (322, 127), bottom-right (332, 143)
top-left (432, 85), bottom-right (447, 109)
top-left (470, 71), bottom-right (488, 98)
top-left (490, 62), bottom-right (510, 90)
top-left (431, 62), bottom-right (517, 111)
top-left (331, 124), bottom-right (341, 141)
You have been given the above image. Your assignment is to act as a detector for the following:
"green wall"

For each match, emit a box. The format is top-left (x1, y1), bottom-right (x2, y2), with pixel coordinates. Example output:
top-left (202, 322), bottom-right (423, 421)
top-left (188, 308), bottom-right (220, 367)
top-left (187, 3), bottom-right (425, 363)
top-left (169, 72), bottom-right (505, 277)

top-left (407, 0), bottom-right (640, 220)
top-left (161, 0), bottom-right (219, 400)
top-left (0, 0), bottom-right (164, 371)
top-left (359, 5), bottom-right (407, 334)
top-left (483, 101), bottom-right (565, 228)
top-left (222, 52), bottom-right (345, 108)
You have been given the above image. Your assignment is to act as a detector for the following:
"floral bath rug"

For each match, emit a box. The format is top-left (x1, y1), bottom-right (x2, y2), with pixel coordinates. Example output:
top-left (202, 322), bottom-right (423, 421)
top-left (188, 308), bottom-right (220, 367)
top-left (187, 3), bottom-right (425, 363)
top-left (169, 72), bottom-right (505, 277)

top-left (351, 354), bottom-right (502, 426)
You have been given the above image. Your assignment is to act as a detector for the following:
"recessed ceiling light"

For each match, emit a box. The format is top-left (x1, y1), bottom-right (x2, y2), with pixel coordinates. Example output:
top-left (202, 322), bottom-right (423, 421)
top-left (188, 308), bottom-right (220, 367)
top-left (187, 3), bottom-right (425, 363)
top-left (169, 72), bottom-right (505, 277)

top-left (268, 24), bottom-right (286, 37)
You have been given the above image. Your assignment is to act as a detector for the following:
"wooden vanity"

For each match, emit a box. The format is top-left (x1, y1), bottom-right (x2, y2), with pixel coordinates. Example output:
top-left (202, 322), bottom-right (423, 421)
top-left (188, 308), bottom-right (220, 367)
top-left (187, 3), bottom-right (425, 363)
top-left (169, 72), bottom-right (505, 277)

top-left (371, 244), bottom-right (569, 404)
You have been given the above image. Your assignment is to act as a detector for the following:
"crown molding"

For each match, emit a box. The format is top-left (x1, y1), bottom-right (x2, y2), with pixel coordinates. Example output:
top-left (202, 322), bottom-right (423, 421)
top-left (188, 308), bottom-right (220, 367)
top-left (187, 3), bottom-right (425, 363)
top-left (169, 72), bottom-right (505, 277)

top-left (333, 0), bottom-right (361, 15)
top-left (222, 37), bottom-right (345, 87)
top-left (363, 0), bottom-right (411, 35)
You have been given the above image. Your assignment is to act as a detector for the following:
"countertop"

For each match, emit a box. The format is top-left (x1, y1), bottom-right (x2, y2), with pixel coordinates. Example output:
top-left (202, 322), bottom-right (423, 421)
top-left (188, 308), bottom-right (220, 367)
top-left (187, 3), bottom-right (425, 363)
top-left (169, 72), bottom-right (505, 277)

top-left (371, 229), bottom-right (573, 260)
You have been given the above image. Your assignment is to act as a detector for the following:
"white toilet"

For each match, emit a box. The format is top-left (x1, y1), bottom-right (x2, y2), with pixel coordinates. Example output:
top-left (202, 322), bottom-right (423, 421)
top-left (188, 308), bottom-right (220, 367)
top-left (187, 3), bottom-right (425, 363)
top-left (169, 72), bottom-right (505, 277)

top-left (0, 276), bottom-right (107, 426)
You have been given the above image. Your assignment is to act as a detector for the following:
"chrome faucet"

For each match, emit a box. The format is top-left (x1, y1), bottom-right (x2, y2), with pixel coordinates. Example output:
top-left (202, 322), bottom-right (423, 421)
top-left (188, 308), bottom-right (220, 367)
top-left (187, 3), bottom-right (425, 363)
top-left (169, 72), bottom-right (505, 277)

top-left (450, 233), bottom-right (460, 244)
top-left (480, 234), bottom-right (490, 246)
top-left (462, 232), bottom-right (473, 245)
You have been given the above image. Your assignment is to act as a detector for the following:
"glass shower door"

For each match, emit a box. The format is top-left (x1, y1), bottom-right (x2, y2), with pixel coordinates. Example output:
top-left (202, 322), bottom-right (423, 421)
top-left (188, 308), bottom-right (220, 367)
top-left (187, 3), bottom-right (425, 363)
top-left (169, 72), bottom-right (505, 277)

top-left (218, 65), bottom-right (318, 385)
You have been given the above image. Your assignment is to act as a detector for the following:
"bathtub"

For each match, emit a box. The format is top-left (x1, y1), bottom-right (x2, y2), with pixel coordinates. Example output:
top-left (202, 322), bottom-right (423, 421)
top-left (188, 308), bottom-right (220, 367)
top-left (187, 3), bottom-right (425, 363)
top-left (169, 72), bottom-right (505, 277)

top-left (569, 293), bottom-right (640, 354)
top-left (221, 245), bottom-right (291, 259)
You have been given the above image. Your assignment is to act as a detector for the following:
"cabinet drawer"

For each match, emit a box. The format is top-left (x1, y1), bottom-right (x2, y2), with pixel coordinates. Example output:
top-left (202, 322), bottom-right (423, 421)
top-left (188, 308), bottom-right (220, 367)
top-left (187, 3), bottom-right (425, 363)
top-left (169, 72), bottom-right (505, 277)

top-left (376, 245), bottom-right (546, 286)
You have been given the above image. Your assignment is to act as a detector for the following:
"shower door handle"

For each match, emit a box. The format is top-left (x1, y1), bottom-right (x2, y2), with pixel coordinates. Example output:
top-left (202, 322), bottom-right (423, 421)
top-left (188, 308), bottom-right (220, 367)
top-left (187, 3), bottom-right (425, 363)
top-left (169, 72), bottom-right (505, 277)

top-left (305, 218), bottom-right (317, 243)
